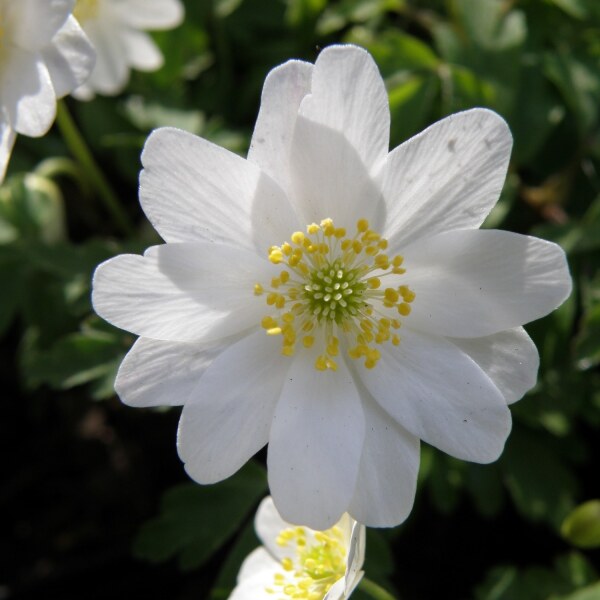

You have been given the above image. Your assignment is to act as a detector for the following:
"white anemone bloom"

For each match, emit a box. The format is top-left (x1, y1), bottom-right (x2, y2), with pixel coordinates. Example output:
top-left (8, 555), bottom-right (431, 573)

top-left (229, 497), bottom-right (365, 600)
top-left (71, 0), bottom-right (183, 100)
top-left (92, 45), bottom-right (572, 529)
top-left (0, 0), bottom-right (95, 180)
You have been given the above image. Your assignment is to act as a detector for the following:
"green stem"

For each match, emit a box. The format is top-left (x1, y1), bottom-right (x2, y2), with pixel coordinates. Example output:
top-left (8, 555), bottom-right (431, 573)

top-left (56, 99), bottom-right (134, 236)
top-left (358, 577), bottom-right (398, 600)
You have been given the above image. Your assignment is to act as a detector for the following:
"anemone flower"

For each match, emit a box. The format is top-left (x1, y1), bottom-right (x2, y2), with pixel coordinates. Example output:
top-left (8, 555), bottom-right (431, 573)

top-left (0, 0), bottom-right (95, 180)
top-left (92, 45), bottom-right (572, 529)
top-left (229, 497), bottom-right (364, 600)
top-left (72, 0), bottom-right (183, 99)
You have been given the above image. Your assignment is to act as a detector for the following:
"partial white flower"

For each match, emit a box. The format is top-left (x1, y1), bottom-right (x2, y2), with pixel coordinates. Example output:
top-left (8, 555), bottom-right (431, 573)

top-left (229, 497), bottom-right (365, 600)
top-left (0, 0), bottom-right (95, 181)
top-left (92, 45), bottom-right (572, 529)
top-left (71, 0), bottom-right (183, 100)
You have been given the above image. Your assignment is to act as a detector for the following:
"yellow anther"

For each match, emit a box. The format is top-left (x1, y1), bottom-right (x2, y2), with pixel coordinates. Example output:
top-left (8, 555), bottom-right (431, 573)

top-left (282, 345), bottom-right (295, 356)
top-left (378, 239), bottom-right (388, 250)
top-left (341, 239), bottom-right (351, 251)
top-left (266, 292), bottom-right (277, 306)
top-left (267, 327), bottom-right (282, 336)
top-left (269, 252), bottom-right (284, 264)
top-left (392, 255), bottom-right (404, 267)
top-left (357, 219), bottom-right (369, 232)
top-left (374, 254), bottom-right (390, 269)
top-left (272, 277), bottom-right (281, 288)
top-left (392, 334), bottom-right (400, 346)
top-left (291, 231), bottom-right (305, 245)
top-left (282, 242), bottom-right (293, 256)
top-left (352, 240), bottom-right (363, 254)
top-left (365, 245), bottom-right (378, 256)
top-left (368, 277), bottom-right (381, 289)
top-left (282, 312), bottom-right (294, 323)
top-left (262, 316), bottom-right (278, 329)
top-left (302, 336), bottom-right (314, 348)
top-left (398, 303), bottom-right (412, 316)
top-left (334, 227), bottom-right (346, 238)
top-left (392, 267), bottom-right (406, 274)
top-left (282, 558), bottom-right (294, 572)
top-left (254, 283), bottom-right (264, 296)
top-left (275, 295), bottom-right (286, 309)
top-left (315, 356), bottom-right (328, 371)
top-left (307, 223), bottom-right (320, 234)
top-left (391, 319), bottom-right (401, 329)
top-left (384, 288), bottom-right (399, 303)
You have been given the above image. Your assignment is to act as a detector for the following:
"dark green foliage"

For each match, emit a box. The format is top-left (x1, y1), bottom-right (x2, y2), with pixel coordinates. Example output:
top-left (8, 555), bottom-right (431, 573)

top-left (4, 0), bottom-right (600, 598)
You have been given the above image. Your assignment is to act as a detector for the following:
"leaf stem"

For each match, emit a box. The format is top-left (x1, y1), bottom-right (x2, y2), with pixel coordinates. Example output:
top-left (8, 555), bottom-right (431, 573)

top-left (358, 577), bottom-right (398, 600)
top-left (56, 99), bottom-right (134, 236)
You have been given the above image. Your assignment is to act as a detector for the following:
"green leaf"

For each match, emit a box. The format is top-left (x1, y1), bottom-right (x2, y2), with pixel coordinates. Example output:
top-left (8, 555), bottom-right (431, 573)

top-left (501, 430), bottom-right (579, 528)
top-left (0, 173), bottom-right (66, 244)
top-left (554, 582), bottom-right (600, 600)
top-left (21, 327), bottom-right (128, 391)
top-left (388, 74), bottom-right (438, 144)
top-left (133, 461), bottom-right (267, 570)
top-left (544, 50), bottom-right (600, 134)
top-left (453, 0), bottom-right (527, 51)
top-left (561, 500), bottom-right (600, 548)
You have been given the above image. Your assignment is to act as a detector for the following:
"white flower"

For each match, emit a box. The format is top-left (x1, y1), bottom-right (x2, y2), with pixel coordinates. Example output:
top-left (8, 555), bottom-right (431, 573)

top-left (0, 0), bottom-right (95, 181)
top-left (229, 497), bottom-right (365, 600)
top-left (71, 0), bottom-right (183, 100)
top-left (92, 45), bottom-right (572, 529)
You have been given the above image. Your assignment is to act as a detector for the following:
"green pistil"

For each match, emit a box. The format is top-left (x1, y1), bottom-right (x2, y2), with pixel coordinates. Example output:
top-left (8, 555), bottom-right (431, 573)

top-left (303, 260), bottom-right (368, 324)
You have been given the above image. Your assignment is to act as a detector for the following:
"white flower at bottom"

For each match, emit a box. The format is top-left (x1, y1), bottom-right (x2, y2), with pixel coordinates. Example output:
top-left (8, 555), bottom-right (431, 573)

top-left (92, 45), bottom-right (573, 530)
top-left (229, 497), bottom-right (365, 600)
top-left (0, 0), bottom-right (95, 180)
top-left (71, 0), bottom-right (183, 99)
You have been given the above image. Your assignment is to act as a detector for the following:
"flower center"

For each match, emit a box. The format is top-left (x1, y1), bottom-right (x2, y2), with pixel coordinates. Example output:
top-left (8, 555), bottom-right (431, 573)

top-left (73, 0), bottom-right (99, 22)
top-left (255, 218), bottom-right (416, 371)
top-left (266, 525), bottom-right (347, 599)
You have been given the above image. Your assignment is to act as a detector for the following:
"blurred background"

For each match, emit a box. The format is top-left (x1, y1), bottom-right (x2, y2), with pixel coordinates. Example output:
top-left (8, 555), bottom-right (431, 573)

top-left (2, 0), bottom-right (600, 598)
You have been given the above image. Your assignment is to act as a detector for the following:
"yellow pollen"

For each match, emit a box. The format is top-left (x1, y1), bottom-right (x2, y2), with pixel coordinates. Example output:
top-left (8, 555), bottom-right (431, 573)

top-left (267, 524), bottom-right (347, 600)
top-left (255, 218), bottom-right (416, 371)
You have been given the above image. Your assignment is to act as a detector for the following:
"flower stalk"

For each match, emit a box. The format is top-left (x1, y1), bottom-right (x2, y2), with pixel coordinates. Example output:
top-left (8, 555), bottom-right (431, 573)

top-left (56, 100), bottom-right (134, 236)
top-left (359, 577), bottom-right (398, 600)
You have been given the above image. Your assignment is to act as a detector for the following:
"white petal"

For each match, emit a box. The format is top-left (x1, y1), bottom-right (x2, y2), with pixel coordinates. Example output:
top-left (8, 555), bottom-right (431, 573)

top-left (299, 45), bottom-right (390, 172)
top-left (112, 0), bottom-right (184, 29)
top-left (9, 0), bottom-right (73, 51)
top-left (345, 522), bottom-right (365, 596)
top-left (358, 328), bottom-right (511, 463)
top-left (177, 330), bottom-right (289, 484)
top-left (449, 327), bottom-right (539, 405)
top-left (248, 59), bottom-right (312, 195)
top-left (403, 229), bottom-right (572, 338)
top-left (254, 496), bottom-right (296, 562)
top-left (92, 243), bottom-right (270, 343)
top-left (236, 547), bottom-right (277, 584)
top-left (324, 578), bottom-right (347, 600)
top-left (229, 551), bottom-right (277, 600)
top-left (288, 115), bottom-right (385, 231)
top-left (121, 29), bottom-right (163, 71)
top-left (268, 354), bottom-right (365, 530)
top-left (140, 127), bottom-right (299, 249)
top-left (381, 109), bottom-right (513, 251)
top-left (42, 16), bottom-right (96, 98)
top-left (80, 19), bottom-right (129, 95)
top-left (348, 395), bottom-right (420, 527)
top-left (0, 48), bottom-right (56, 137)
top-left (0, 120), bottom-right (16, 182)
top-left (115, 336), bottom-right (232, 407)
